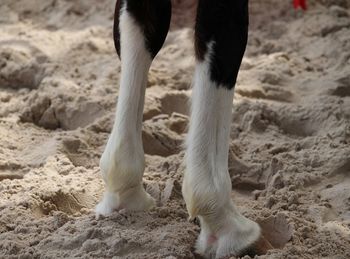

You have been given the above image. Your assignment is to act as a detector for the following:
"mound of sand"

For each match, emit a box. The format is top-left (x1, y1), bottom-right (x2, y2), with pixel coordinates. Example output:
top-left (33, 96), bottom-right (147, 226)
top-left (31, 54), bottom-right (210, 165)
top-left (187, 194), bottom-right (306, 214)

top-left (0, 0), bottom-right (350, 258)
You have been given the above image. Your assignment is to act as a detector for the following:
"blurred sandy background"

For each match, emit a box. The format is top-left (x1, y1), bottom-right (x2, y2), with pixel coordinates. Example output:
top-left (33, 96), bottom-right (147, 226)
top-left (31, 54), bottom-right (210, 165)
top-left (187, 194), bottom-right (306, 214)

top-left (0, 0), bottom-right (349, 258)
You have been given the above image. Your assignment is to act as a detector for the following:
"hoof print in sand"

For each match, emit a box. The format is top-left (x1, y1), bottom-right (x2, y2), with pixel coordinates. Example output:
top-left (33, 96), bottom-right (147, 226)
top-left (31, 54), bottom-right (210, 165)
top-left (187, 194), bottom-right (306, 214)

top-left (142, 120), bottom-right (183, 157)
top-left (236, 84), bottom-right (293, 103)
top-left (329, 75), bottom-right (350, 97)
top-left (257, 213), bottom-right (293, 249)
top-left (20, 93), bottom-right (105, 130)
top-left (0, 44), bottom-right (46, 90)
top-left (20, 94), bottom-right (58, 129)
top-left (160, 91), bottom-right (190, 116)
top-left (60, 137), bottom-right (99, 168)
top-left (33, 191), bottom-right (94, 216)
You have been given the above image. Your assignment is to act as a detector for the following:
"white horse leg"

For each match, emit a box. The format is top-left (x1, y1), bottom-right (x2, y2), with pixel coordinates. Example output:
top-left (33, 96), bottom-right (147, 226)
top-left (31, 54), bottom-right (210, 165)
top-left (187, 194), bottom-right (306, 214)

top-left (96, 0), bottom-right (171, 216)
top-left (182, 1), bottom-right (272, 257)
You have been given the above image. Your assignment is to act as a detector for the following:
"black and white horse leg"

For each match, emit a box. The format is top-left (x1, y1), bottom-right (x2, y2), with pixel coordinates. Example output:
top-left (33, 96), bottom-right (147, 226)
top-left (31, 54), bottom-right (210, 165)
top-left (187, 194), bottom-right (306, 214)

top-left (182, 0), bottom-right (271, 257)
top-left (96, 0), bottom-right (171, 215)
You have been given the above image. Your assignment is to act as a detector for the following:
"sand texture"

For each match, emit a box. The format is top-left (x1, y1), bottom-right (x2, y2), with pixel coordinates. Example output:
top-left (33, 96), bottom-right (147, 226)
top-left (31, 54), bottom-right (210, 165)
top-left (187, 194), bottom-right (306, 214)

top-left (0, 0), bottom-right (350, 258)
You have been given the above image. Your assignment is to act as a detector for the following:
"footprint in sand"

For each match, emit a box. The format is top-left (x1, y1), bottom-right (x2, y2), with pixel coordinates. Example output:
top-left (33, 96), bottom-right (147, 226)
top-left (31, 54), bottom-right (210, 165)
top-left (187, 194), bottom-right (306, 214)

top-left (144, 91), bottom-right (190, 121)
top-left (142, 118), bottom-right (183, 157)
top-left (0, 40), bottom-right (47, 90)
top-left (329, 75), bottom-right (350, 97)
top-left (159, 91), bottom-right (190, 116)
top-left (257, 213), bottom-right (294, 250)
top-left (60, 137), bottom-right (99, 168)
top-left (20, 93), bottom-right (106, 130)
top-left (236, 70), bottom-right (293, 103)
top-left (32, 190), bottom-right (95, 217)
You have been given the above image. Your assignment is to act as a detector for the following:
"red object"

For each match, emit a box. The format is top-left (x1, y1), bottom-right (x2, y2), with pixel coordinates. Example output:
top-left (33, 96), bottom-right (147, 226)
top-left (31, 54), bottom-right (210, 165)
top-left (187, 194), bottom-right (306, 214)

top-left (293, 0), bottom-right (307, 10)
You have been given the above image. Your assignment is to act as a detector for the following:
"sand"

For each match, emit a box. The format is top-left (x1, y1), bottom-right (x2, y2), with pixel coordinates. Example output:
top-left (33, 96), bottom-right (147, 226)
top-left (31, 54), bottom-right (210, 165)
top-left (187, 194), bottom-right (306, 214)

top-left (0, 0), bottom-right (350, 258)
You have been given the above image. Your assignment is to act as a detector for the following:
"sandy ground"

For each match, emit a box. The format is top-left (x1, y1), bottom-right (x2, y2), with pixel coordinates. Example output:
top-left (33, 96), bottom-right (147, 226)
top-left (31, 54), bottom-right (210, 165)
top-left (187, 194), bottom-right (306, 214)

top-left (0, 0), bottom-right (350, 258)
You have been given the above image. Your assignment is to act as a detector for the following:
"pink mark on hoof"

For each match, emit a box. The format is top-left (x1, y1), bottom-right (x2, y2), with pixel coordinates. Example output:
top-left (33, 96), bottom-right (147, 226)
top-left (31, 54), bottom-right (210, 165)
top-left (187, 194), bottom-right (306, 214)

top-left (207, 234), bottom-right (218, 245)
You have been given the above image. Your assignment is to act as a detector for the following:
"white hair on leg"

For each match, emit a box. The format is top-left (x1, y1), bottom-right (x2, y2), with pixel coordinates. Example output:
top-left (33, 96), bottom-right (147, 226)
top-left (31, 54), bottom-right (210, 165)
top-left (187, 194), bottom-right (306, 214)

top-left (96, 7), bottom-right (155, 216)
top-left (182, 43), bottom-right (261, 258)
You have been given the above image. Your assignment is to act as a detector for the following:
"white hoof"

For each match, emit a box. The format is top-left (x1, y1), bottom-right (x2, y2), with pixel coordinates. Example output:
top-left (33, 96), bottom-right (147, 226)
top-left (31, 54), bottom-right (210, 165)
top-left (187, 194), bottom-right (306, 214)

top-left (95, 185), bottom-right (155, 218)
top-left (195, 212), bottom-right (269, 258)
top-left (95, 191), bottom-right (120, 217)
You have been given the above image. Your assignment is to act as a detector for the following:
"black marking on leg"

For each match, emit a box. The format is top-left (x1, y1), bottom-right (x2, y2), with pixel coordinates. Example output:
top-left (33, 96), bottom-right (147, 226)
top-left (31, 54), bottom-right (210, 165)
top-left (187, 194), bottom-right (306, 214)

top-left (113, 0), bottom-right (171, 60)
top-left (113, 0), bottom-right (122, 58)
top-left (195, 0), bottom-right (249, 89)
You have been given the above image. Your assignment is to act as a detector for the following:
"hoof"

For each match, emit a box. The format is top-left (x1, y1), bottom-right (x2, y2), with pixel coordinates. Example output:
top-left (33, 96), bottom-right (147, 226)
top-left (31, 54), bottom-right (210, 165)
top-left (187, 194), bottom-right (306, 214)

top-left (195, 210), bottom-right (274, 258)
top-left (238, 234), bottom-right (274, 258)
top-left (95, 185), bottom-right (155, 218)
top-left (95, 191), bottom-right (120, 218)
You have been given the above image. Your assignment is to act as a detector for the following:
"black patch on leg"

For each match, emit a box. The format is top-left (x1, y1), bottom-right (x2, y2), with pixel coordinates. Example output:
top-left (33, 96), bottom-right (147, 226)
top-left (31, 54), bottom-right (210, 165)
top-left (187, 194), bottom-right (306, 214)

top-left (195, 0), bottom-right (249, 89)
top-left (113, 0), bottom-right (172, 60)
top-left (113, 0), bottom-right (123, 58)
